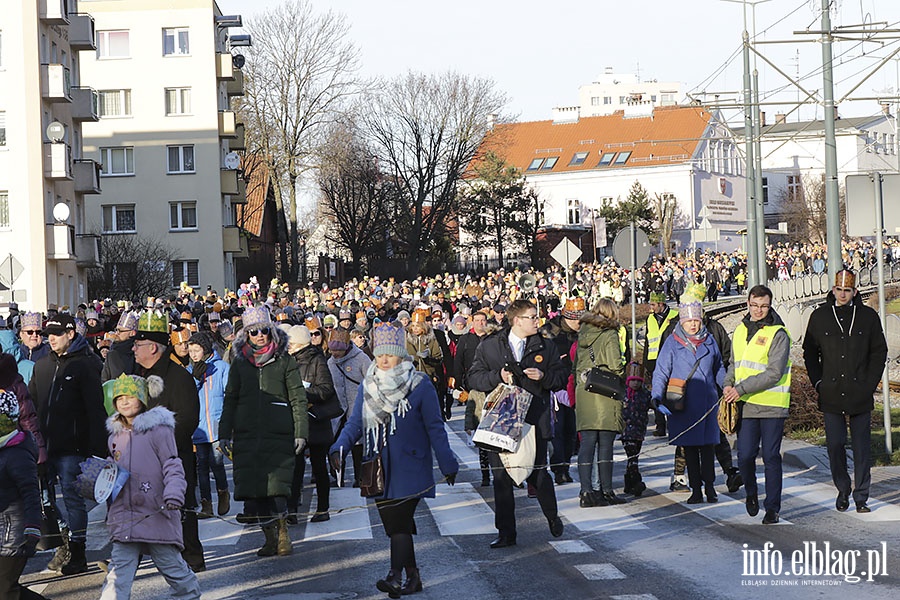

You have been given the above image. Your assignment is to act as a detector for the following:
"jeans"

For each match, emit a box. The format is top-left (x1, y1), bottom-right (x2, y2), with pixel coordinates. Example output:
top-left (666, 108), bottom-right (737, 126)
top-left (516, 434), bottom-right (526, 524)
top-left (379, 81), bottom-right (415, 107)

top-left (49, 455), bottom-right (88, 544)
top-left (195, 443), bottom-right (227, 501)
top-left (100, 541), bottom-right (200, 600)
top-left (737, 417), bottom-right (786, 513)
top-left (823, 411), bottom-right (871, 504)
top-left (578, 430), bottom-right (616, 494)
top-left (550, 404), bottom-right (576, 474)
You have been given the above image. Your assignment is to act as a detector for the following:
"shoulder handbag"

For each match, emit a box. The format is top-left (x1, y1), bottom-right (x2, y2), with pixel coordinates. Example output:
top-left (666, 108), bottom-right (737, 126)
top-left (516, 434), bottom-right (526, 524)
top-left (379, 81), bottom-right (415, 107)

top-left (583, 345), bottom-right (625, 401)
top-left (308, 391), bottom-right (344, 421)
top-left (662, 357), bottom-right (701, 412)
top-left (360, 438), bottom-right (385, 498)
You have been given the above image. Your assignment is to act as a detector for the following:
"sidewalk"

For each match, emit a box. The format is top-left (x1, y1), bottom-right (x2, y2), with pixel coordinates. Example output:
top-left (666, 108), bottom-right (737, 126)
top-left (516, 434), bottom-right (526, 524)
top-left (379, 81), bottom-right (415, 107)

top-left (781, 437), bottom-right (900, 485)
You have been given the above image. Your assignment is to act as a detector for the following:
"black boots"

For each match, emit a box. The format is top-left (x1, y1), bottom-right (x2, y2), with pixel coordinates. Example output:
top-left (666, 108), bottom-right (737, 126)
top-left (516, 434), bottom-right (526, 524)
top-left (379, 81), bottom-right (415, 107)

top-left (376, 569), bottom-right (402, 598)
top-left (257, 525), bottom-right (278, 557)
top-left (623, 472), bottom-right (646, 497)
top-left (401, 567), bottom-right (423, 595)
top-left (725, 468), bottom-right (743, 493)
top-left (61, 541), bottom-right (88, 575)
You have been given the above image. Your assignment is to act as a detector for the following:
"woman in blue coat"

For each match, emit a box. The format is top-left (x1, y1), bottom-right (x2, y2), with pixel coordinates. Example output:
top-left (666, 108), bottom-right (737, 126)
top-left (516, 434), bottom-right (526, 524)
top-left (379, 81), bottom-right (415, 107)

top-left (652, 287), bottom-right (725, 504)
top-left (331, 323), bottom-right (458, 599)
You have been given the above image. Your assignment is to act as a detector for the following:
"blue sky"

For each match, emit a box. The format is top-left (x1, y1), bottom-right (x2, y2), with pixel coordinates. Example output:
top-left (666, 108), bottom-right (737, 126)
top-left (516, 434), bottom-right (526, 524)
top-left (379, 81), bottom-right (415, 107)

top-left (216, 0), bottom-right (900, 123)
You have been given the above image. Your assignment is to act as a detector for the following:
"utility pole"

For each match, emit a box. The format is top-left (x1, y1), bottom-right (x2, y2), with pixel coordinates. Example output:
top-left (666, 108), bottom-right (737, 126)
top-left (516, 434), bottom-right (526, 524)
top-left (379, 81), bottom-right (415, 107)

top-left (752, 68), bottom-right (767, 281)
top-left (820, 0), bottom-right (841, 281)
top-left (742, 29), bottom-right (759, 287)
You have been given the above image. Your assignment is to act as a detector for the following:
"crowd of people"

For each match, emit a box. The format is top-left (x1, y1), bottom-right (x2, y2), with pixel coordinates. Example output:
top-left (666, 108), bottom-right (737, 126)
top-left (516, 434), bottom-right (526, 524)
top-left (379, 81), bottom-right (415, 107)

top-left (0, 239), bottom-right (892, 598)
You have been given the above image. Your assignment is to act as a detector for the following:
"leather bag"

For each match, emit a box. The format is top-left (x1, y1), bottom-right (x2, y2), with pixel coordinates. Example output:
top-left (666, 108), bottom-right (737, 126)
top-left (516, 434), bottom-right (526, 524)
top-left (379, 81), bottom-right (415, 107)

top-left (359, 454), bottom-right (385, 498)
top-left (583, 346), bottom-right (625, 400)
top-left (308, 391), bottom-right (344, 421)
top-left (661, 357), bottom-right (702, 412)
top-left (717, 396), bottom-right (740, 435)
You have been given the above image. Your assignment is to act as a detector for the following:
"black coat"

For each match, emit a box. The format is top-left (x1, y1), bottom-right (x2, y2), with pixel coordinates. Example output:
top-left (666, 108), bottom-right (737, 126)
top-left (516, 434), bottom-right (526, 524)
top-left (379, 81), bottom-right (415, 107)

top-left (28, 335), bottom-right (107, 459)
top-left (102, 338), bottom-right (136, 383)
top-left (292, 345), bottom-right (338, 446)
top-left (140, 350), bottom-right (200, 455)
top-left (453, 331), bottom-right (484, 389)
top-left (803, 292), bottom-right (887, 416)
top-left (467, 328), bottom-right (568, 439)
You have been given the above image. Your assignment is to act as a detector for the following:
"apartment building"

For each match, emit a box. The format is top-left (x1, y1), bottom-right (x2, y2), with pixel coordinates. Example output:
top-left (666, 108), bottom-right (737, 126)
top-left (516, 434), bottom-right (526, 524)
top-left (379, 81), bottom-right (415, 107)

top-left (0, 0), bottom-right (102, 311)
top-left (80, 0), bottom-right (247, 296)
top-left (552, 69), bottom-right (683, 122)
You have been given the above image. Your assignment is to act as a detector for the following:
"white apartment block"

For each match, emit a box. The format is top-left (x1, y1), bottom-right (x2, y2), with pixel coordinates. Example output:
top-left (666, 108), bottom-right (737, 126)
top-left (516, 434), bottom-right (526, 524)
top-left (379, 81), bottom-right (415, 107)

top-left (80, 0), bottom-right (247, 297)
top-left (552, 69), bottom-right (683, 122)
top-left (0, 1), bottom-right (102, 311)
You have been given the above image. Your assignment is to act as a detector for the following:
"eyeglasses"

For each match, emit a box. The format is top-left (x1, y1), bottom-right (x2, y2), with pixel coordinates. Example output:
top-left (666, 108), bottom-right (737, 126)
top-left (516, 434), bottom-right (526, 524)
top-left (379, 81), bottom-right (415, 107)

top-left (518, 314), bottom-right (539, 321)
top-left (248, 327), bottom-right (271, 336)
top-left (22, 330), bottom-right (41, 336)
top-left (311, 331), bottom-right (323, 337)
top-left (133, 342), bottom-right (154, 349)
top-left (748, 303), bottom-right (770, 310)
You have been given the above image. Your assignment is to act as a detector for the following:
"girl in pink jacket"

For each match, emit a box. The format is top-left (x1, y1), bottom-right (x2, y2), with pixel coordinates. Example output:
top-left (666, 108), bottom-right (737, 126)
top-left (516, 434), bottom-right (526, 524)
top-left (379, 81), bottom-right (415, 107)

top-left (99, 374), bottom-right (200, 600)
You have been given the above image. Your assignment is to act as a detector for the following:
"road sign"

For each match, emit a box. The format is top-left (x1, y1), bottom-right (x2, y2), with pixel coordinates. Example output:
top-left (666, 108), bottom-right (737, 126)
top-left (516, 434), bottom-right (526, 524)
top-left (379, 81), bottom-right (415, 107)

top-left (846, 173), bottom-right (900, 236)
top-left (611, 227), bottom-right (651, 268)
top-left (0, 255), bottom-right (24, 288)
top-left (550, 238), bottom-right (582, 269)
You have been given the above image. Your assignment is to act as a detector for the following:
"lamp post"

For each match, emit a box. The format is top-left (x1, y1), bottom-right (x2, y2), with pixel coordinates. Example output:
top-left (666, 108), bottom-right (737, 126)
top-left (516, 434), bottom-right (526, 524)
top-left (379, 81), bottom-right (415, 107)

top-left (300, 235), bottom-right (307, 289)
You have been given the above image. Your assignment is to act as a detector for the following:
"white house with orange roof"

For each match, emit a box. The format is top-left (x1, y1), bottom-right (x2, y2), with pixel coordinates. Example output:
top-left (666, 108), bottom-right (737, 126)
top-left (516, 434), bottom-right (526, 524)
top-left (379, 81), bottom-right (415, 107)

top-left (462, 104), bottom-right (746, 268)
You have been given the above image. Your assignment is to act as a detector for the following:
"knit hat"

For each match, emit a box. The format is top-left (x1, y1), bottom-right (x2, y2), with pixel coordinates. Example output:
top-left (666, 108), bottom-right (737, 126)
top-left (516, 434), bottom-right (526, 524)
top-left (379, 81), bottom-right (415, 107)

top-left (649, 292), bottom-right (666, 303)
top-left (106, 373), bottom-right (164, 416)
top-left (451, 314), bottom-right (468, 335)
top-left (625, 361), bottom-right (644, 384)
top-left (188, 332), bottom-right (213, 357)
top-left (561, 297), bottom-right (586, 320)
top-left (115, 310), bottom-right (139, 332)
top-left (328, 328), bottom-right (351, 352)
top-left (396, 310), bottom-right (411, 322)
top-left (322, 314), bottom-right (338, 329)
top-left (217, 320), bottom-right (234, 338)
top-left (242, 306), bottom-right (271, 330)
top-left (288, 325), bottom-right (311, 348)
top-left (835, 269), bottom-right (856, 289)
top-left (372, 323), bottom-right (409, 358)
top-left (678, 284), bottom-right (706, 322)
top-left (135, 310), bottom-right (169, 345)
top-left (85, 310), bottom-right (99, 321)
top-left (21, 312), bottom-right (42, 331)
top-left (0, 389), bottom-right (19, 439)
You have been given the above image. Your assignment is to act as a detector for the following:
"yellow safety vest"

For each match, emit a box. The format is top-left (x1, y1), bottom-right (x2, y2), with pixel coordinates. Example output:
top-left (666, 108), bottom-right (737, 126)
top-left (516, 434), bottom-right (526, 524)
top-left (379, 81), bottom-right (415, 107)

top-left (645, 308), bottom-right (678, 361)
top-left (617, 326), bottom-right (627, 366)
top-left (732, 322), bottom-right (791, 408)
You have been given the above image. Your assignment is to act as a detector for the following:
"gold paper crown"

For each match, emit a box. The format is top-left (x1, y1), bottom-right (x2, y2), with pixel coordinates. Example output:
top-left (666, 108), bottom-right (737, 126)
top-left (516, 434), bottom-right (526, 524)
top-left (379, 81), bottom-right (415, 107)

top-left (137, 309), bottom-right (169, 333)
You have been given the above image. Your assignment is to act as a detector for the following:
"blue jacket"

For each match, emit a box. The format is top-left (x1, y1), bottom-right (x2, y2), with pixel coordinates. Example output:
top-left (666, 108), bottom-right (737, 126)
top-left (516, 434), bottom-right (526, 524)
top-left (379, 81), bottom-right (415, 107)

top-left (651, 329), bottom-right (724, 447)
top-left (188, 353), bottom-right (230, 444)
top-left (0, 329), bottom-right (34, 385)
top-left (331, 374), bottom-right (458, 500)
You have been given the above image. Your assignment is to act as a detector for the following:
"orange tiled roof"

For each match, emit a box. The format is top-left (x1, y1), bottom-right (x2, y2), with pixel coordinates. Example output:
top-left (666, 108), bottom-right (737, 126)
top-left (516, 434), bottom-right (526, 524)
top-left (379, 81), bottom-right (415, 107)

top-left (236, 155), bottom-right (270, 237)
top-left (481, 105), bottom-right (713, 174)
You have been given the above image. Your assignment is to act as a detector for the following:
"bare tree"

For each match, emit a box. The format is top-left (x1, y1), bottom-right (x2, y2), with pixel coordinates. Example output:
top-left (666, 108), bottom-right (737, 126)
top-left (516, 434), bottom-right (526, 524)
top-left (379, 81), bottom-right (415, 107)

top-left (87, 234), bottom-right (182, 301)
top-left (654, 192), bottom-right (678, 258)
top-left (237, 0), bottom-right (360, 282)
top-left (775, 174), bottom-right (846, 244)
top-left (363, 71), bottom-right (507, 278)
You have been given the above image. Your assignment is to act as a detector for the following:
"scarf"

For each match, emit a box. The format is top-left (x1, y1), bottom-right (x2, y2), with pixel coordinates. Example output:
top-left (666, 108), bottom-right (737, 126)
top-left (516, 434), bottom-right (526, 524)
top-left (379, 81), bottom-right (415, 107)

top-left (242, 339), bottom-right (277, 367)
top-left (672, 321), bottom-right (708, 353)
top-left (361, 360), bottom-right (423, 456)
top-left (0, 428), bottom-right (25, 449)
top-left (190, 359), bottom-right (208, 382)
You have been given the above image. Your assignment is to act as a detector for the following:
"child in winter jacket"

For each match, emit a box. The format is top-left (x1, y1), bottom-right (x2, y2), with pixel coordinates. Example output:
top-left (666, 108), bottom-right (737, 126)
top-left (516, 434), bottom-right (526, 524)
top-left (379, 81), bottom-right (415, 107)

top-left (0, 389), bottom-right (45, 600)
top-left (99, 374), bottom-right (200, 600)
top-left (621, 362), bottom-right (651, 497)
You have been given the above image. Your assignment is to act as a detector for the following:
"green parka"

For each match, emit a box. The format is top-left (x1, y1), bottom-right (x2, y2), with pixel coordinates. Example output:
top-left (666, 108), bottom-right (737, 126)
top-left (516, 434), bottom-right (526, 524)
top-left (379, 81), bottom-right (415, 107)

top-left (573, 312), bottom-right (625, 433)
top-left (220, 327), bottom-right (308, 500)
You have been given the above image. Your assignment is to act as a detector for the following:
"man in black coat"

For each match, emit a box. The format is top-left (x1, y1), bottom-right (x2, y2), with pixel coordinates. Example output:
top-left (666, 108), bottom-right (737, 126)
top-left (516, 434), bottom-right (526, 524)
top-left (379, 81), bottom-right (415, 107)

top-left (803, 270), bottom-right (887, 513)
top-left (133, 312), bottom-right (205, 571)
top-left (28, 314), bottom-right (105, 575)
top-left (455, 311), bottom-right (492, 486)
top-left (468, 300), bottom-right (568, 549)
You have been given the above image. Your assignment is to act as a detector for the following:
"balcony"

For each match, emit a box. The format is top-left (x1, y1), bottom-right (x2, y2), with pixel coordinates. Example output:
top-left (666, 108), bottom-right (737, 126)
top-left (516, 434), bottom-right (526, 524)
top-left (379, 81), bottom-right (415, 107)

top-left (74, 159), bottom-right (102, 194)
top-left (40, 0), bottom-right (69, 25)
top-left (220, 169), bottom-right (239, 195)
top-left (41, 64), bottom-right (72, 103)
top-left (222, 227), bottom-right (242, 253)
top-left (231, 177), bottom-right (248, 204)
top-left (216, 53), bottom-right (234, 81)
top-left (231, 123), bottom-right (245, 151)
top-left (226, 70), bottom-right (244, 97)
top-left (43, 143), bottom-right (73, 180)
top-left (70, 87), bottom-right (99, 121)
top-left (218, 111), bottom-right (236, 138)
top-left (75, 234), bottom-right (102, 268)
top-left (69, 14), bottom-right (97, 51)
top-left (47, 224), bottom-right (75, 261)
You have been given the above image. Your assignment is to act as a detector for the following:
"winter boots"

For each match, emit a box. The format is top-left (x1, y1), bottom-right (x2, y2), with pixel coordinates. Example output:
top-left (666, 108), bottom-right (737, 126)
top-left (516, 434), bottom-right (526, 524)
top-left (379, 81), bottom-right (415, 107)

top-left (45, 528), bottom-right (70, 571)
top-left (217, 489), bottom-right (231, 515)
top-left (623, 472), bottom-right (647, 497)
top-left (257, 525), bottom-right (278, 557)
top-left (198, 499), bottom-right (214, 519)
top-left (276, 518), bottom-right (292, 556)
top-left (61, 541), bottom-right (88, 575)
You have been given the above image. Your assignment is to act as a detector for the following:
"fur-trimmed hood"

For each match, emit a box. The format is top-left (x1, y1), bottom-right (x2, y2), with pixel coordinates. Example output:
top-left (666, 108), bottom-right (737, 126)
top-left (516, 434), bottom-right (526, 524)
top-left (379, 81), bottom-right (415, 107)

top-left (106, 405), bottom-right (176, 435)
top-left (231, 322), bottom-right (289, 363)
top-left (579, 311), bottom-right (619, 330)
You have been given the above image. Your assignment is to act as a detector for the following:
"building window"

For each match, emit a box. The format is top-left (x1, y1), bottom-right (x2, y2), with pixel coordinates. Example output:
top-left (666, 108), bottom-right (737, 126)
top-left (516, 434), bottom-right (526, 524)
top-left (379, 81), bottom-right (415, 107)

top-left (787, 175), bottom-right (802, 202)
top-left (172, 260), bottom-right (199, 287)
top-left (567, 199), bottom-right (581, 225)
top-left (99, 146), bottom-right (134, 176)
top-left (170, 201), bottom-right (197, 230)
top-left (102, 204), bottom-right (136, 233)
top-left (603, 96), bottom-right (612, 105)
top-left (890, 134), bottom-right (896, 154)
top-left (762, 177), bottom-right (769, 205)
top-left (569, 152), bottom-right (589, 166)
top-left (598, 152), bottom-right (616, 167)
top-left (98, 89), bottom-right (132, 117)
top-left (619, 96), bottom-right (627, 104)
top-left (0, 111), bottom-right (5, 146)
top-left (165, 87), bottom-right (191, 115)
top-left (590, 96), bottom-right (600, 106)
top-left (613, 151), bottom-right (631, 165)
top-left (527, 158), bottom-right (543, 171)
top-left (527, 157), bottom-right (559, 171)
top-left (167, 145), bottom-right (195, 173)
top-left (541, 157), bottom-right (558, 170)
top-left (162, 27), bottom-right (190, 56)
top-left (0, 192), bottom-right (8, 228)
top-left (97, 30), bottom-right (130, 59)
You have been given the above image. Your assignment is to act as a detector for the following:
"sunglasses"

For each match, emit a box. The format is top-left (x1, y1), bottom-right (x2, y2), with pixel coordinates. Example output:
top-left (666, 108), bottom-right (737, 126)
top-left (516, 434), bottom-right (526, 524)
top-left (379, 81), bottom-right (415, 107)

top-left (311, 331), bottom-right (323, 337)
top-left (22, 330), bottom-right (42, 336)
top-left (248, 327), bottom-right (271, 336)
